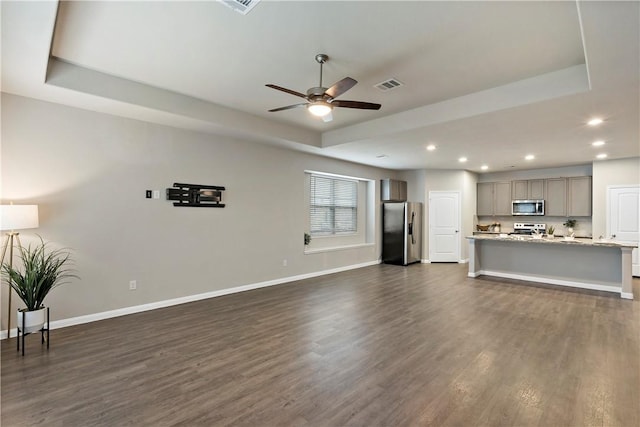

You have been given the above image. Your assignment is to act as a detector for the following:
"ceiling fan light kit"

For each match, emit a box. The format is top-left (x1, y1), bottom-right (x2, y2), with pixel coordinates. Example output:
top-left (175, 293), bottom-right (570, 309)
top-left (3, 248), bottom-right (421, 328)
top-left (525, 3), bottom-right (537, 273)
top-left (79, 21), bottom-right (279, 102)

top-left (266, 53), bottom-right (381, 122)
top-left (307, 102), bottom-right (332, 117)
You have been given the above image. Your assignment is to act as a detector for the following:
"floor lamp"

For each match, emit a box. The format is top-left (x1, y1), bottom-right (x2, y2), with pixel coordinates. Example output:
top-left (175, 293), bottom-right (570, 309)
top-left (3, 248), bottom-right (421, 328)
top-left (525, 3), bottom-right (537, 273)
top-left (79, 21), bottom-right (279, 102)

top-left (0, 204), bottom-right (39, 339)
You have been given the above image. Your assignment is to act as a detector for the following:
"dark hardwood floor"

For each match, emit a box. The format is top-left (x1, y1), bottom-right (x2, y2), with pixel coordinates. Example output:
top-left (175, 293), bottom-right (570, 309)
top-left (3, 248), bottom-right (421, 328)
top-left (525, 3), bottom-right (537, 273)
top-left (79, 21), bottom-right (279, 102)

top-left (2, 263), bottom-right (639, 426)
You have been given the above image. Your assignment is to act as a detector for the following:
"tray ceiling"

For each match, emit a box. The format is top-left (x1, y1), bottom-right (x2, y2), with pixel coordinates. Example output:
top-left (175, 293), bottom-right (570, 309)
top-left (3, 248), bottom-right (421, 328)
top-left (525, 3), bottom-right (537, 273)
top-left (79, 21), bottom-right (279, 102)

top-left (2, 1), bottom-right (638, 171)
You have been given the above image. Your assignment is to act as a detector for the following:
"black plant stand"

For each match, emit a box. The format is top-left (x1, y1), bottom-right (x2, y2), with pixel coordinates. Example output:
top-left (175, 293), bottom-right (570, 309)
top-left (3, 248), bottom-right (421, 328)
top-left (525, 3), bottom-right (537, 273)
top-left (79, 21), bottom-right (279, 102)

top-left (16, 307), bottom-right (50, 356)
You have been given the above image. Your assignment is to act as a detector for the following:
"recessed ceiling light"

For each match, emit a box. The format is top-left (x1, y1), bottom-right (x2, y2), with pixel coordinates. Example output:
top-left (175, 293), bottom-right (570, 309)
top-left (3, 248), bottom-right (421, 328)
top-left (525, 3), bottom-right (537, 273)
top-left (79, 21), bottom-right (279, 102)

top-left (596, 153), bottom-right (608, 159)
top-left (525, 154), bottom-right (535, 160)
top-left (458, 157), bottom-right (467, 163)
top-left (592, 140), bottom-right (605, 147)
top-left (587, 118), bottom-right (604, 126)
top-left (481, 165), bottom-right (489, 170)
top-left (426, 144), bottom-right (436, 151)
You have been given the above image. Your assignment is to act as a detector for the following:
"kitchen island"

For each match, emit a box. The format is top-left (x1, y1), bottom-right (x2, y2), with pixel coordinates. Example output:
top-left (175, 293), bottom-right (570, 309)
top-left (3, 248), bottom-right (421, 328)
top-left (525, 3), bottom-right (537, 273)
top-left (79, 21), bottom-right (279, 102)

top-left (467, 235), bottom-right (635, 299)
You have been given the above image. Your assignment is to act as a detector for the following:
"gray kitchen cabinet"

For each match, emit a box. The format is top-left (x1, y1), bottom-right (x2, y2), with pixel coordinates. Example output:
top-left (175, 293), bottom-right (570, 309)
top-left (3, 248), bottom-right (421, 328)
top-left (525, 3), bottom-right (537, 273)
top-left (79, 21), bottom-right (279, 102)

top-left (478, 181), bottom-right (511, 216)
top-left (545, 178), bottom-right (567, 216)
top-left (568, 176), bottom-right (592, 216)
top-left (529, 180), bottom-right (545, 199)
top-left (512, 181), bottom-right (528, 200)
top-left (494, 182), bottom-right (512, 215)
top-left (381, 179), bottom-right (407, 202)
top-left (512, 179), bottom-right (545, 200)
top-left (477, 182), bottom-right (494, 216)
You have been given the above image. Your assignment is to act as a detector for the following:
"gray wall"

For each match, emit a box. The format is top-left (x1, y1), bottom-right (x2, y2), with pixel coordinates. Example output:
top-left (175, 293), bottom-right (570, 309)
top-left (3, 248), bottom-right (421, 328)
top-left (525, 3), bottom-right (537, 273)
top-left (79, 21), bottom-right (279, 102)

top-left (1, 94), bottom-right (398, 327)
top-left (400, 169), bottom-right (477, 262)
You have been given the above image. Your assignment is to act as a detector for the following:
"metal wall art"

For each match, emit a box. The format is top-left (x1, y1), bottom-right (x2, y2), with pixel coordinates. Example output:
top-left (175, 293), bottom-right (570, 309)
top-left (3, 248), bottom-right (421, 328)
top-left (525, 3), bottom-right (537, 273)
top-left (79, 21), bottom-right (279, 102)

top-left (166, 183), bottom-right (226, 208)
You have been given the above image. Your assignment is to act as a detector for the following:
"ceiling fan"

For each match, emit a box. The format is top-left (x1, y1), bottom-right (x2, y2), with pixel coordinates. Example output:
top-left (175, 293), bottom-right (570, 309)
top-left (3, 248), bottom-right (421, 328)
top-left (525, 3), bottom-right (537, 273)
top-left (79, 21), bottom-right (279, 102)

top-left (266, 54), bottom-right (382, 122)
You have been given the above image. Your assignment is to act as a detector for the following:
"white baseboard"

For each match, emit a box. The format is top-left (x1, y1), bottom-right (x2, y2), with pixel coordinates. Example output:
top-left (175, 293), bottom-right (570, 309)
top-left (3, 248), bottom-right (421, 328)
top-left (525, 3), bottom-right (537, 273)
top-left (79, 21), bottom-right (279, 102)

top-left (621, 292), bottom-right (634, 300)
top-left (458, 258), bottom-right (469, 264)
top-left (1, 260), bottom-right (380, 340)
top-left (471, 269), bottom-right (624, 296)
top-left (421, 259), bottom-right (431, 263)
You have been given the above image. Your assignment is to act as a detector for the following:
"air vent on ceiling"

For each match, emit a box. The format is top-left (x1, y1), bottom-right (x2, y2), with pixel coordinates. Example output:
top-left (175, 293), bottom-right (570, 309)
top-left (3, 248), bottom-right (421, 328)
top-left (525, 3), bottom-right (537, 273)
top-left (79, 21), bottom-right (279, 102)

top-left (374, 78), bottom-right (404, 92)
top-left (217, 0), bottom-right (261, 15)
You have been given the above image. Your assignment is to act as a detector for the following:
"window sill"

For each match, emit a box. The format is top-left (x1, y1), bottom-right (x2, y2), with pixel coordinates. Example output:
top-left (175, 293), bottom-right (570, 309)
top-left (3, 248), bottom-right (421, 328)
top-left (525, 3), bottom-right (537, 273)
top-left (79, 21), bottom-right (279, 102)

top-left (304, 242), bottom-right (375, 254)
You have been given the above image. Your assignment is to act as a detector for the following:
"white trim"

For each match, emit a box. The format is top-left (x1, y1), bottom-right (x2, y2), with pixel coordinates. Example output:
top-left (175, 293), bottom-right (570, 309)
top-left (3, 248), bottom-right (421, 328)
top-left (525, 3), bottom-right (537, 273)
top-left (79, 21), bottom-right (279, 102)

top-left (304, 169), bottom-right (374, 184)
top-left (424, 259), bottom-right (470, 264)
top-left (1, 260), bottom-right (380, 340)
top-left (304, 242), bottom-right (374, 254)
top-left (470, 269), bottom-right (623, 295)
top-left (621, 292), bottom-right (634, 300)
top-left (575, 0), bottom-right (592, 90)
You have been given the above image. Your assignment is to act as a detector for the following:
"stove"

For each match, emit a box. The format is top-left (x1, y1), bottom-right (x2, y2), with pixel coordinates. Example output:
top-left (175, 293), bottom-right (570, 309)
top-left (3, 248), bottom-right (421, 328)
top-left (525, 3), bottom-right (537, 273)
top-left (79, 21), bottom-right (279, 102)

top-left (511, 223), bottom-right (546, 235)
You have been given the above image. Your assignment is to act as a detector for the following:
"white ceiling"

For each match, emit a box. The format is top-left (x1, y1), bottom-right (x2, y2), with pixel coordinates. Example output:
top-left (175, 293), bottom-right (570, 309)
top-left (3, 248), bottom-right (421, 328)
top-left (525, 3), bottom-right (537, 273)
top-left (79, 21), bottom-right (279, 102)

top-left (2, 1), bottom-right (638, 172)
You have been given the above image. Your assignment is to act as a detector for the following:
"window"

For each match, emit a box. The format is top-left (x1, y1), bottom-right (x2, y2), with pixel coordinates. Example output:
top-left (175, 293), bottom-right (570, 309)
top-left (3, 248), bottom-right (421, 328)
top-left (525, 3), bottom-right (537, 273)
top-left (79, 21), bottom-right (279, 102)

top-left (309, 174), bottom-right (357, 235)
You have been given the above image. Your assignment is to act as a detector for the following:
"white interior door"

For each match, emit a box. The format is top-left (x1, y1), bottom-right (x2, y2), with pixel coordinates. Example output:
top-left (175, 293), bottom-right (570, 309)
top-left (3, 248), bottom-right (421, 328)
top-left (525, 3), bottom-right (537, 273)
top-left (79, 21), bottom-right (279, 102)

top-left (429, 191), bottom-right (460, 262)
top-left (608, 186), bottom-right (640, 276)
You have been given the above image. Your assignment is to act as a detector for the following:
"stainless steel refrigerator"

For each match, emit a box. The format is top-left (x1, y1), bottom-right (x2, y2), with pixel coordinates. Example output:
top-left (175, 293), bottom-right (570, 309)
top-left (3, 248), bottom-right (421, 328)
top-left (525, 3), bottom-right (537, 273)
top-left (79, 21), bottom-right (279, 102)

top-left (382, 202), bottom-right (422, 265)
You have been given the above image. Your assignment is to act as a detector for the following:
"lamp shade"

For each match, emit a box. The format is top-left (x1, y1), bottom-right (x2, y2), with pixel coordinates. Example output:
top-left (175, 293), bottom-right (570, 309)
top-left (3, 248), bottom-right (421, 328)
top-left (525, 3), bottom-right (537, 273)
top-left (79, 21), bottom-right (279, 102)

top-left (0, 205), bottom-right (39, 231)
top-left (307, 102), bottom-right (333, 117)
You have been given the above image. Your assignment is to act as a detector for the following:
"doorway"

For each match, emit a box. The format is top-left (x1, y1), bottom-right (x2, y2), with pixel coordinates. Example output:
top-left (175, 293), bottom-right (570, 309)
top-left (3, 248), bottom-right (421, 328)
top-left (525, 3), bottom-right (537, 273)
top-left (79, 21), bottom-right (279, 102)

top-left (429, 191), bottom-right (461, 262)
top-left (607, 185), bottom-right (639, 276)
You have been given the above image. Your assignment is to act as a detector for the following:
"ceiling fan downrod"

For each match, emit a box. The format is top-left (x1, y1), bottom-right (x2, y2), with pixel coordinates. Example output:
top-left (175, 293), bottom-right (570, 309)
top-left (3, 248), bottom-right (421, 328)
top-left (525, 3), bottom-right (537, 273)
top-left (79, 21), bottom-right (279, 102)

top-left (315, 54), bottom-right (328, 88)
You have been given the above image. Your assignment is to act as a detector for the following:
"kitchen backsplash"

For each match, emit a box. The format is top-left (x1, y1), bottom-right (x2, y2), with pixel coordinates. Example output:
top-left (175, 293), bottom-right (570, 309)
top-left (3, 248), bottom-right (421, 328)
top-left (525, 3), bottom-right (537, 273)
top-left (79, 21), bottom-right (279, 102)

top-left (476, 216), bottom-right (594, 237)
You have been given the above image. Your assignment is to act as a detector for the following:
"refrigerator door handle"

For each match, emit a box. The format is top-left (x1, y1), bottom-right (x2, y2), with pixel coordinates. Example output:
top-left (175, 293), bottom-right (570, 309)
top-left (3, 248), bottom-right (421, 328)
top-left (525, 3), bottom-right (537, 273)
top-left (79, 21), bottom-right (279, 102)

top-left (409, 211), bottom-right (416, 244)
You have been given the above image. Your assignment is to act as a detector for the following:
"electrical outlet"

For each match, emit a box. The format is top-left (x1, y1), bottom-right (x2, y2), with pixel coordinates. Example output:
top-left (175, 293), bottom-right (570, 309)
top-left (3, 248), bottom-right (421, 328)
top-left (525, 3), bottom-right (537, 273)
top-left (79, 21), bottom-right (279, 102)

top-left (129, 280), bottom-right (137, 290)
top-left (282, 259), bottom-right (287, 267)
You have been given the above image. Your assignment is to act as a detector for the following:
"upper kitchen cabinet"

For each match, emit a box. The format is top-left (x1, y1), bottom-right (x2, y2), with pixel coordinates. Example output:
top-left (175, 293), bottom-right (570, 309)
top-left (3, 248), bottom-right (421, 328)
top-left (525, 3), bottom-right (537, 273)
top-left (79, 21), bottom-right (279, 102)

top-left (477, 181), bottom-right (511, 216)
top-left (512, 179), bottom-right (545, 200)
top-left (494, 182), bottom-right (512, 215)
top-left (381, 179), bottom-right (407, 202)
top-left (567, 176), bottom-right (592, 216)
top-left (480, 176), bottom-right (591, 218)
top-left (545, 176), bottom-right (592, 217)
top-left (545, 178), bottom-right (567, 216)
top-left (477, 182), bottom-right (493, 216)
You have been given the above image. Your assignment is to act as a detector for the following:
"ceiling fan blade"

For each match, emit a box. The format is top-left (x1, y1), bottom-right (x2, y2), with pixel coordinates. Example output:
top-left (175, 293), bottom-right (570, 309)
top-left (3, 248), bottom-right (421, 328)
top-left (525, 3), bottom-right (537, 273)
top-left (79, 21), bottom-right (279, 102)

top-left (331, 100), bottom-right (382, 110)
top-left (325, 77), bottom-right (357, 99)
top-left (265, 84), bottom-right (308, 99)
top-left (322, 111), bottom-right (333, 123)
top-left (268, 103), bottom-right (307, 112)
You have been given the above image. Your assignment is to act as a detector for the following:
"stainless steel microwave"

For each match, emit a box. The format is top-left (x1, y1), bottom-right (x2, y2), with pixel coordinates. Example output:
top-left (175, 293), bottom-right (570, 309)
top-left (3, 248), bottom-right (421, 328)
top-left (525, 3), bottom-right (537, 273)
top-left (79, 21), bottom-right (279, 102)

top-left (512, 200), bottom-right (544, 216)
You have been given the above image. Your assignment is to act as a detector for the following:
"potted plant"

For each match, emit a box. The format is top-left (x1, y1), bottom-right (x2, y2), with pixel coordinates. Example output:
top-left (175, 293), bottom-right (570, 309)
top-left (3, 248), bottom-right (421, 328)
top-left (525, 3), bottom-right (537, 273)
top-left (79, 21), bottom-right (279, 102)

top-left (304, 232), bottom-right (312, 247)
top-left (2, 237), bottom-right (77, 333)
top-left (546, 225), bottom-right (555, 238)
top-left (563, 218), bottom-right (577, 233)
top-left (563, 218), bottom-right (577, 240)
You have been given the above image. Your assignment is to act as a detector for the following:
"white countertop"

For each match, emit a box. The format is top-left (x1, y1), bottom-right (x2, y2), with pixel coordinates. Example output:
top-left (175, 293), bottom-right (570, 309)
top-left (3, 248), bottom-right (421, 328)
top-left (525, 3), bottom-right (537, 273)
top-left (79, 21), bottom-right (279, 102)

top-left (466, 234), bottom-right (637, 248)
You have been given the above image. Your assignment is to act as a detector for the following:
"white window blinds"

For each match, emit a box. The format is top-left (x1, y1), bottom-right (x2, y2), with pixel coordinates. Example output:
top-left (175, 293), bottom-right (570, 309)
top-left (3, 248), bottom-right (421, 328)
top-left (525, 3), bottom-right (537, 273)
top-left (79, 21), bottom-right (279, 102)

top-left (310, 174), bottom-right (357, 235)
